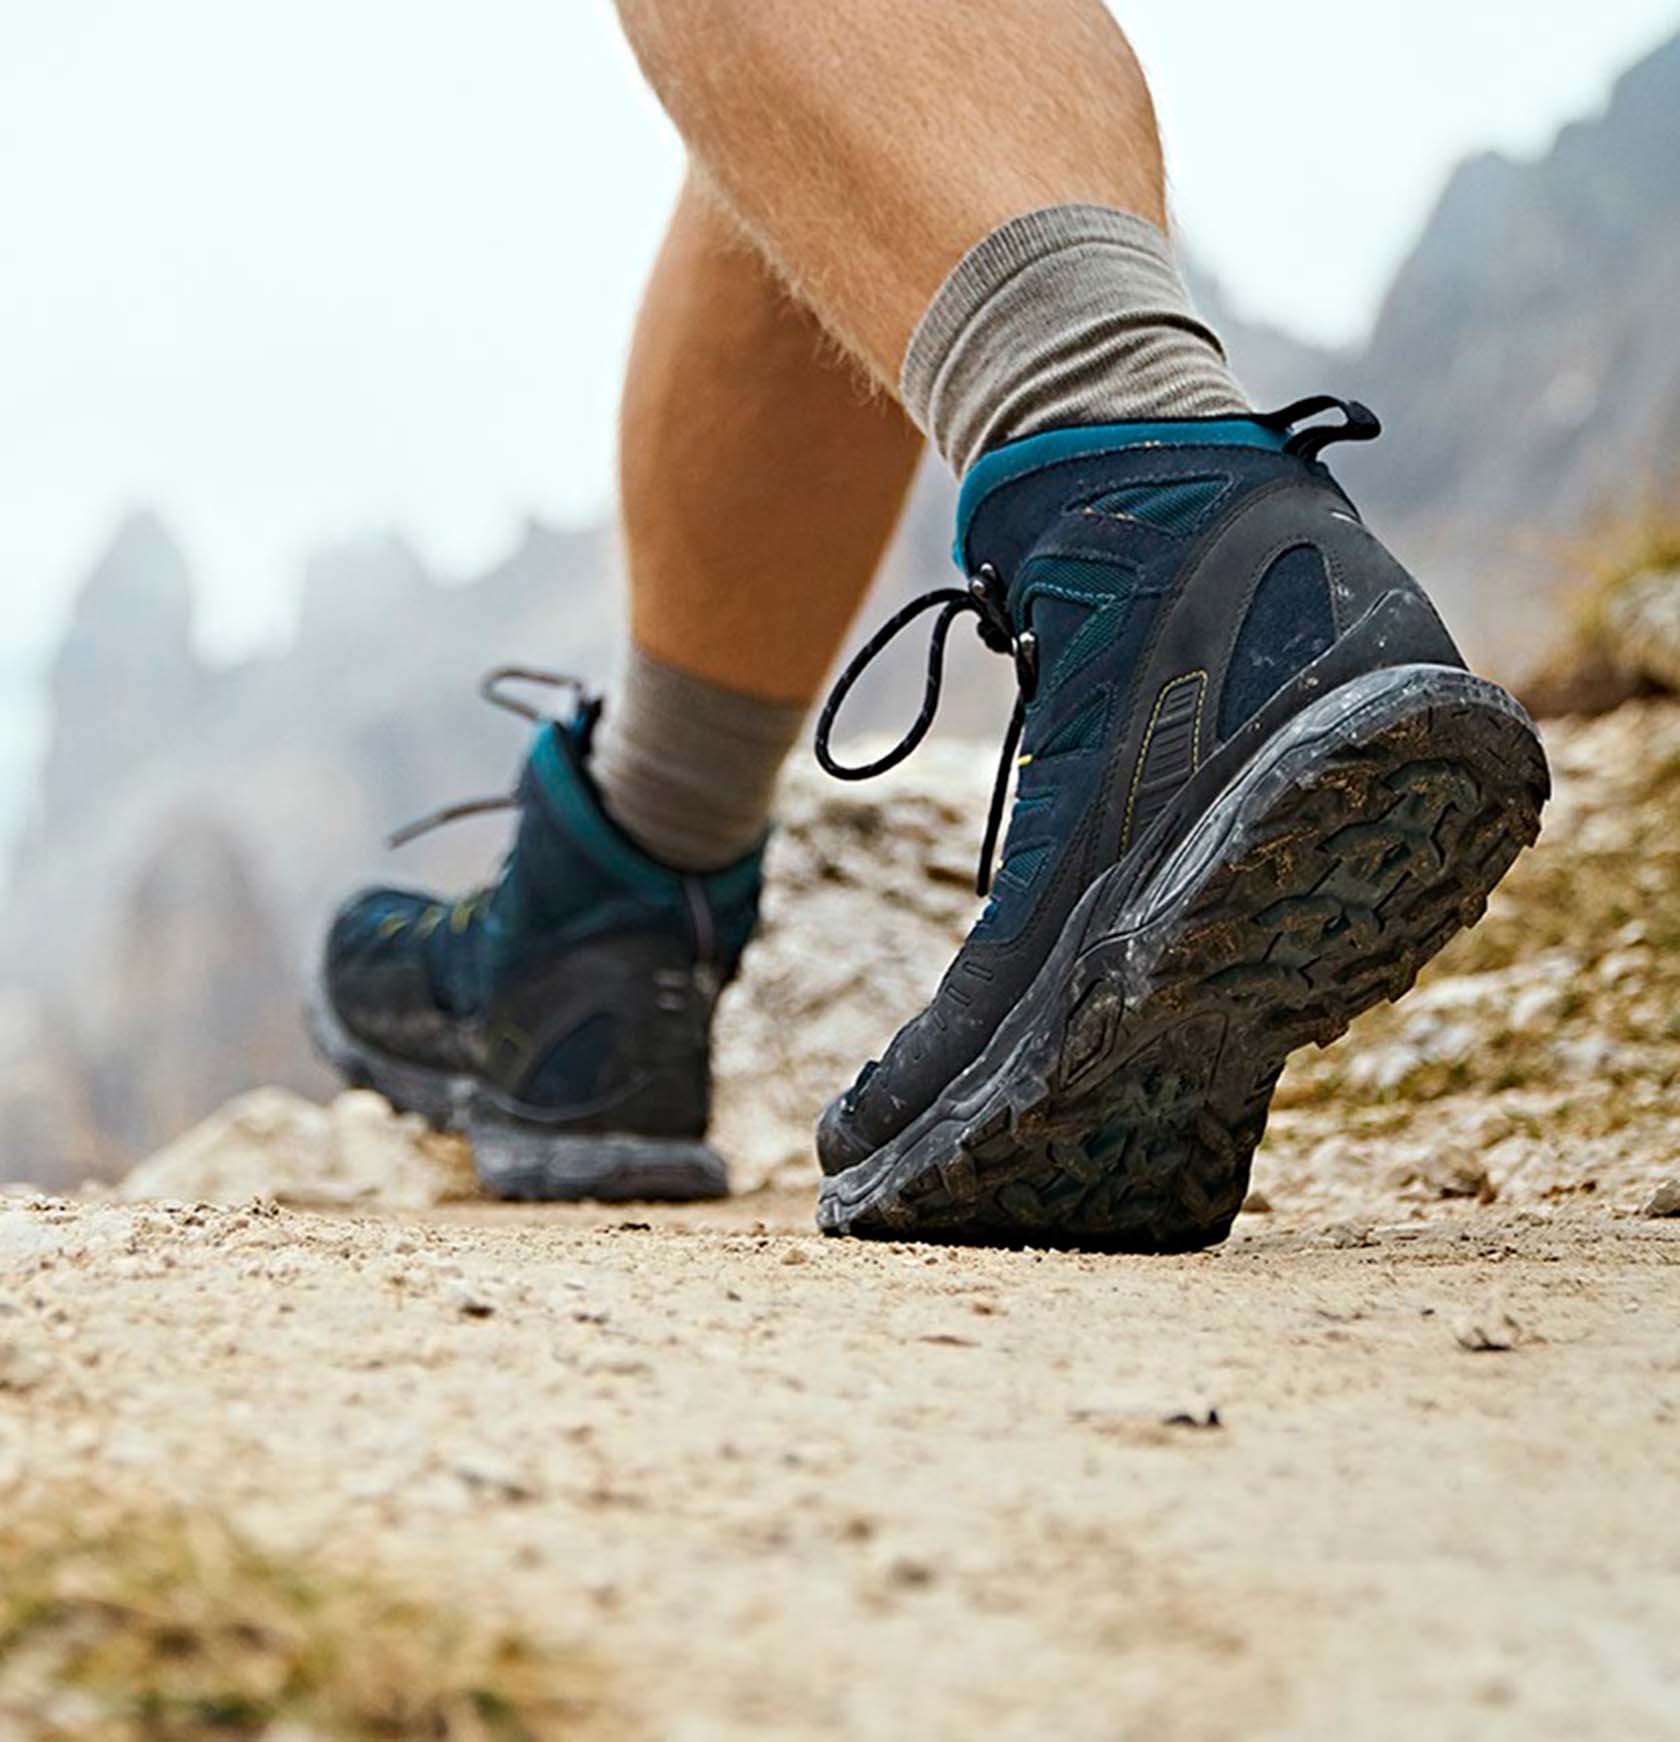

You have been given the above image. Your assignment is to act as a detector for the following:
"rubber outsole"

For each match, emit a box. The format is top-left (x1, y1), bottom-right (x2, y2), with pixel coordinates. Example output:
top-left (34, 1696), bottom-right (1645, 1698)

top-left (307, 994), bottom-right (470, 1132)
top-left (306, 994), bottom-right (729, 1204)
top-left (816, 664), bottom-right (1550, 1251)
top-left (466, 1116), bottom-right (727, 1203)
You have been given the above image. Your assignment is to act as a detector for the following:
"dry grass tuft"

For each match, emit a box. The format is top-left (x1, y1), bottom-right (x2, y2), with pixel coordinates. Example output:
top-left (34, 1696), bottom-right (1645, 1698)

top-left (0, 1501), bottom-right (618, 1742)
top-left (1521, 494), bottom-right (1680, 717)
top-left (1570, 497), bottom-right (1680, 628)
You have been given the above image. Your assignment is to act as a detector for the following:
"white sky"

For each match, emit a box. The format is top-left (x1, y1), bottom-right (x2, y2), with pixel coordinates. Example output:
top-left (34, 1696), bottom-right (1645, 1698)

top-left (2, 0), bottom-right (1678, 824)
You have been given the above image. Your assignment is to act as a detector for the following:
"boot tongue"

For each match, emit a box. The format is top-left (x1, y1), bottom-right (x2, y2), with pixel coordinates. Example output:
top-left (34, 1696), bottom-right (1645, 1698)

top-left (569, 692), bottom-right (605, 759)
top-left (522, 711), bottom-right (603, 818)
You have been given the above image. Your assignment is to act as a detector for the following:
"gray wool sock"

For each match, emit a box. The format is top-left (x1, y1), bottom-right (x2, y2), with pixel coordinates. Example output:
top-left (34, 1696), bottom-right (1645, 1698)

top-left (590, 645), bottom-right (804, 871)
top-left (901, 204), bottom-right (1250, 475)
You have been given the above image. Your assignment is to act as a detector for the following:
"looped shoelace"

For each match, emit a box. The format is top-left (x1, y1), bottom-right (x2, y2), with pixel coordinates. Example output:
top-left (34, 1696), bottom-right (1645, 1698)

top-left (814, 563), bottom-right (1038, 897)
top-left (385, 666), bottom-right (595, 848)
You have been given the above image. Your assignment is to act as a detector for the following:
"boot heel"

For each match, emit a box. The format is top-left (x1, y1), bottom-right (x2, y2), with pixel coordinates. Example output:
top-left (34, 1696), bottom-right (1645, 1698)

top-left (466, 1096), bottom-right (727, 1202)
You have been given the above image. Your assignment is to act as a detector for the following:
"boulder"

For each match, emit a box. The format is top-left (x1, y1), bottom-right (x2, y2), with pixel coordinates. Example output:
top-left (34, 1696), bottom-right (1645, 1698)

top-left (119, 1088), bottom-right (473, 1209)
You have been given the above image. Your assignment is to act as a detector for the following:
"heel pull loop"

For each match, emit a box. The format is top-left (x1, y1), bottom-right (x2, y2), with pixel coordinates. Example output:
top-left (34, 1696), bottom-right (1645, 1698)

top-left (1260, 395), bottom-right (1382, 464)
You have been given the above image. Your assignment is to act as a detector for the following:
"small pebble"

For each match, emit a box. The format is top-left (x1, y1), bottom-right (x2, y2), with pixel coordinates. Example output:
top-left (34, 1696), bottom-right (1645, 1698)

top-left (1454, 1301), bottom-right (1524, 1352)
top-left (1161, 1407), bottom-right (1222, 1430)
top-left (1640, 1179), bottom-right (1680, 1219)
top-left (452, 1453), bottom-right (537, 1503)
top-left (444, 1280), bottom-right (496, 1318)
top-left (886, 1555), bottom-right (935, 1589)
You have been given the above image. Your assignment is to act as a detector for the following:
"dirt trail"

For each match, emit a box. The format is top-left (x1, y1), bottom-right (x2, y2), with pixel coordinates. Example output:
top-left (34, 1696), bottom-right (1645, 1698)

top-left (3, 1190), bottom-right (1678, 1740)
top-left (6, 699), bottom-right (1680, 1738)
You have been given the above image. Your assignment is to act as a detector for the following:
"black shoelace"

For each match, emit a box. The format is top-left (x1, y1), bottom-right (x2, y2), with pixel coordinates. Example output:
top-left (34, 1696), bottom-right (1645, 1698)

top-left (811, 396), bottom-right (1382, 898)
top-left (814, 563), bottom-right (1038, 897)
top-left (385, 666), bottom-right (595, 848)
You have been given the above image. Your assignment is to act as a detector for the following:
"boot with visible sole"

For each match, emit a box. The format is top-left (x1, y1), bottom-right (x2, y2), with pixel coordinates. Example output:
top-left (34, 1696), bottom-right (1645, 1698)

top-left (311, 672), bottom-right (763, 1202)
top-left (814, 401), bottom-right (1548, 1248)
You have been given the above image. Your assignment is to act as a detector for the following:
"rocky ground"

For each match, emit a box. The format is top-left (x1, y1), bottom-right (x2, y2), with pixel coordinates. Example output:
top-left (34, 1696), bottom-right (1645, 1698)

top-left (3, 698), bottom-right (1678, 1740)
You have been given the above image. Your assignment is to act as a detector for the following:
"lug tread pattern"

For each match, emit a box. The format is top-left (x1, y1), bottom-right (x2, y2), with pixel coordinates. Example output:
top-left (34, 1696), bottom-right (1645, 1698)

top-left (818, 693), bottom-right (1548, 1252)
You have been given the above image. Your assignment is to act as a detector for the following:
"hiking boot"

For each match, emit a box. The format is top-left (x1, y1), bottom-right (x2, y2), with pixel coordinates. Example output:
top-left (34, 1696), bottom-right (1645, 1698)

top-left (310, 670), bottom-right (764, 1201)
top-left (814, 400), bottom-right (1549, 1248)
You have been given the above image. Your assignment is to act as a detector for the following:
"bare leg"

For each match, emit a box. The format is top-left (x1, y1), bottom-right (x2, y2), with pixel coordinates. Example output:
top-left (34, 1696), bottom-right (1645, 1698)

top-left (613, 0), bottom-right (1166, 385)
top-left (593, 171), bottom-right (924, 868)
top-left (620, 172), bottom-right (923, 705)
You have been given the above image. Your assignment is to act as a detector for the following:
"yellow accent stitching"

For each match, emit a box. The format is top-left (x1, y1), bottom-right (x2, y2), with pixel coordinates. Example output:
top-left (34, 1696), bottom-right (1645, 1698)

top-left (1122, 670), bottom-right (1208, 853)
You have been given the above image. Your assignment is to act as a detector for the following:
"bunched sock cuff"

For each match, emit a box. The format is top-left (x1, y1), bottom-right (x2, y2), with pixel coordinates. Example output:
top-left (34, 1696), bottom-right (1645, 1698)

top-left (901, 204), bottom-right (1251, 476)
top-left (590, 644), bottom-right (804, 872)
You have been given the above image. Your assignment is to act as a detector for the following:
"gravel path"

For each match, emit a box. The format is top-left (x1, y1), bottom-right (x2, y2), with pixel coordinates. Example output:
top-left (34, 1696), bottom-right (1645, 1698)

top-left (3, 1189), bottom-right (1676, 1739)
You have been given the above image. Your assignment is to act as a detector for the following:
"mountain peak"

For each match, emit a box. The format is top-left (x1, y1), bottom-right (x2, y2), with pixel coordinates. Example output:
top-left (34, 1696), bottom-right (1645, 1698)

top-left (76, 510), bottom-right (195, 631)
top-left (34, 512), bottom-right (206, 843)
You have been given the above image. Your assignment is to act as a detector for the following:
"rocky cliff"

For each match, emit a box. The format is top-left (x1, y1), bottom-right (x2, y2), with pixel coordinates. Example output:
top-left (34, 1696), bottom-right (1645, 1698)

top-left (1339, 32), bottom-right (1680, 661)
top-left (1202, 31), bottom-right (1680, 668)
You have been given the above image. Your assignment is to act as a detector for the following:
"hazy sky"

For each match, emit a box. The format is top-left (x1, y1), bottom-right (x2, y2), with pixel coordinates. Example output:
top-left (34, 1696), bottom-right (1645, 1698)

top-left (3, 0), bottom-right (1679, 824)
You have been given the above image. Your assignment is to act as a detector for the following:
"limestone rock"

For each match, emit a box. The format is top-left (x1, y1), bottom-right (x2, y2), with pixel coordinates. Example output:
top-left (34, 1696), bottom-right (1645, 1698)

top-left (119, 1088), bottom-right (473, 1209)
top-left (710, 744), bottom-right (992, 1191)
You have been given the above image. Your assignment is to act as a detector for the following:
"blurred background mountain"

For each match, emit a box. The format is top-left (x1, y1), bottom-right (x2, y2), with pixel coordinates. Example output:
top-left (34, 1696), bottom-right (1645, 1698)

top-left (3, 23), bottom-right (1678, 1187)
